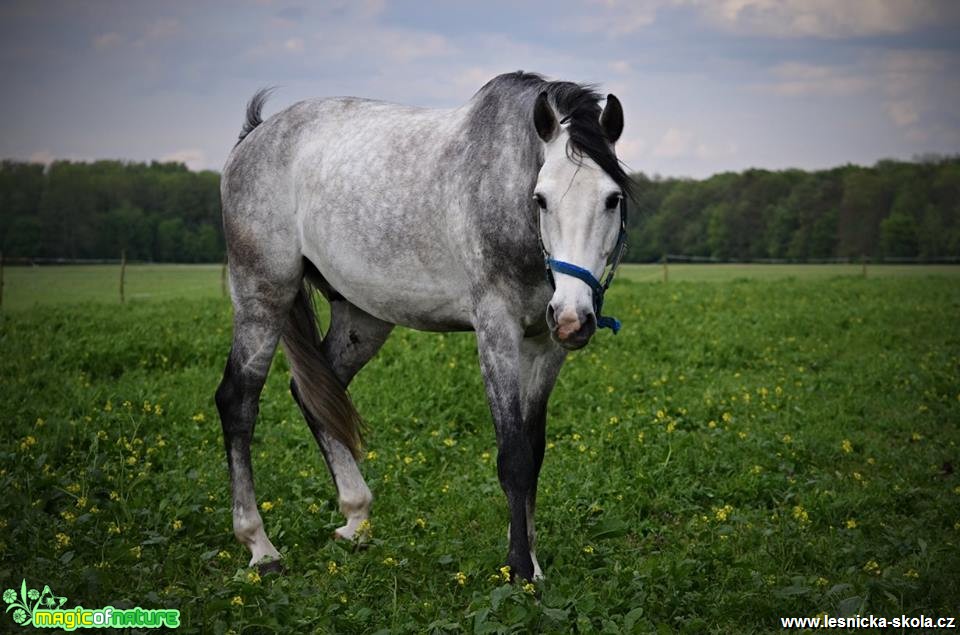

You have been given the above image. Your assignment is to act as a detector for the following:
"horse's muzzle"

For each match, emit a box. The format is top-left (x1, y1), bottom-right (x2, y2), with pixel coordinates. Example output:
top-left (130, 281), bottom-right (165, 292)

top-left (546, 304), bottom-right (597, 350)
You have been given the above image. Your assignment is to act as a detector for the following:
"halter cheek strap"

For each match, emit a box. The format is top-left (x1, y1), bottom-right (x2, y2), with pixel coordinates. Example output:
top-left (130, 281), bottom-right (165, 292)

top-left (539, 198), bottom-right (628, 334)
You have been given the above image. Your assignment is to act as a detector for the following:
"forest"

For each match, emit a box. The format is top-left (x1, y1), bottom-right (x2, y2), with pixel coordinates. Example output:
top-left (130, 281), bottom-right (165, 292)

top-left (625, 156), bottom-right (960, 262)
top-left (0, 156), bottom-right (958, 263)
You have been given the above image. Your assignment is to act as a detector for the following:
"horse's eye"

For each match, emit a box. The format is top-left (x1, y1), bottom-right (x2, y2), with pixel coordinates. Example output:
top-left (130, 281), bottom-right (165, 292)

top-left (605, 193), bottom-right (623, 210)
top-left (533, 193), bottom-right (547, 211)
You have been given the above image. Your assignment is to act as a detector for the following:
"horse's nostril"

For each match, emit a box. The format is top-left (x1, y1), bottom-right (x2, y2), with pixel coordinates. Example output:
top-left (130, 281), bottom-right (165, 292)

top-left (546, 303), bottom-right (557, 328)
top-left (582, 312), bottom-right (597, 333)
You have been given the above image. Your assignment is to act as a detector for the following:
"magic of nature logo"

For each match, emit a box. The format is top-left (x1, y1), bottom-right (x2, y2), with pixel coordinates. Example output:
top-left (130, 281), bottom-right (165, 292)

top-left (3, 579), bottom-right (180, 630)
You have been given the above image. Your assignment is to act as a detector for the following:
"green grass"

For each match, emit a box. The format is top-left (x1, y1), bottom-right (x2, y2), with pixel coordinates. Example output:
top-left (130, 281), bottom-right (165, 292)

top-left (1, 264), bottom-right (227, 311)
top-left (619, 262), bottom-right (960, 284)
top-left (2, 263), bottom-right (958, 311)
top-left (1, 267), bottom-right (959, 633)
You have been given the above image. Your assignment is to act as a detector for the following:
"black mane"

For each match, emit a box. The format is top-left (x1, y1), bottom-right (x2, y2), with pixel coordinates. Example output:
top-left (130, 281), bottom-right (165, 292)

top-left (476, 72), bottom-right (632, 196)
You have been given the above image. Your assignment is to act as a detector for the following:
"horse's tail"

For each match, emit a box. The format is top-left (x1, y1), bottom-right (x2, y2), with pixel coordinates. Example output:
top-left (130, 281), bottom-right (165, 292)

top-left (236, 87), bottom-right (275, 146)
top-left (282, 280), bottom-right (363, 458)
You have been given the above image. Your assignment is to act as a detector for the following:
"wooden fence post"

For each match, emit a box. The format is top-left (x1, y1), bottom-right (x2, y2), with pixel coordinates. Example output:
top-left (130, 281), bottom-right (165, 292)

top-left (119, 249), bottom-right (127, 303)
top-left (0, 250), bottom-right (4, 310)
top-left (662, 253), bottom-right (668, 284)
top-left (221, 254), bottom-right (228, 298)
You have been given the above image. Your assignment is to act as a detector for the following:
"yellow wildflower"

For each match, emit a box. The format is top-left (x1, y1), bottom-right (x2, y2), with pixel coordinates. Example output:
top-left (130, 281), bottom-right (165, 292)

top-left (366, 450), bottom-right (378, 461)
top-left (307, 503), bottom-right (320, 514)
top-left (260, 501), bottom-right (274, 512)
top-left (55, 533), bottom-right (71, 549)
top-left (845, 519), bottom-right (857, 529)
top-left (904, 568), bottom-right (919, 579)
top-left (231, 596), bottom-right (243, 607)
top-left (327, 561), bottom-right (338, 574)
top-left (792, 505), bottom-right (809, 524)
top-left (841, 439), bottom-right (853, 453)
top-left (172, 519), bottom-right (183, 531)
top-left (582, 545), bottom-right (595, 554)
top-left (523, 582), bottom-right (536, 594)
top-left (499, 565), bottom-right (511, 582)
top-left (863, 560), bottom-right (880, 575)
top-left (191, 413), bottom-right (206, 423)
top-left (129, 545), bottom-right (142, 559)
top-left (454, 571), bottom-right (467, 586)
top-left (246, 570), bottom-right (261, 584)
top-left (356, 519), bottom-right (372, 539)
top-left (714, 504), bottom-right (733, 522)
top-left (382, 557), bottom-right (397, 566)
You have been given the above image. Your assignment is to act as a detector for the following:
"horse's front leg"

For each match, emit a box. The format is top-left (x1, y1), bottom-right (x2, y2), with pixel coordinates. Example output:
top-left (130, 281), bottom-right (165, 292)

top-left (475, 306), bottom-right (536, 581)
top-left (519, 332), bottom-right (566, 579)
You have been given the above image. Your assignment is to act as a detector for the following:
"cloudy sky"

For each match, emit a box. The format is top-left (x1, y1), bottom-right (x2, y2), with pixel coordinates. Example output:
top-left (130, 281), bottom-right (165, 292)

top-left (1, 0), bottom-right (959, 178)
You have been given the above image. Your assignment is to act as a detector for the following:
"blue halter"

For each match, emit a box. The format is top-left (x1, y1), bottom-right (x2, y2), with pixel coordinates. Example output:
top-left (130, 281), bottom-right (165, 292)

top-left (538, 197), bottom-right (628, 334)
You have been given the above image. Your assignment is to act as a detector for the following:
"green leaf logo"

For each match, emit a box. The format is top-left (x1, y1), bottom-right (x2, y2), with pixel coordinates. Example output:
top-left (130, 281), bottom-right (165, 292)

top-left (3, 579), bottom-right (67, 627)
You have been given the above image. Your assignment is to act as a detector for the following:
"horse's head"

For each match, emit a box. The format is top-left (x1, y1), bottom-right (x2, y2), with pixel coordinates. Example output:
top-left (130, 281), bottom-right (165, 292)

top-left (532, 90), bottom-right (626, 350)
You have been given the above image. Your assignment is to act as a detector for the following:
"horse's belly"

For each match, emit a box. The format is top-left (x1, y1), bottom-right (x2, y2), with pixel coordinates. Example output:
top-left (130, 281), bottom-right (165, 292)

top-left (301, 239), bottom-right (475, 332)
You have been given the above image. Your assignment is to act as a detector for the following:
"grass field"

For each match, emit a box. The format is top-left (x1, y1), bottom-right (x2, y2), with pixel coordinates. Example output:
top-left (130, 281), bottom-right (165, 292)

top-left (3, 262), bottom-right (959, 311)
top-left (1, 265), bottom-right (959, 633)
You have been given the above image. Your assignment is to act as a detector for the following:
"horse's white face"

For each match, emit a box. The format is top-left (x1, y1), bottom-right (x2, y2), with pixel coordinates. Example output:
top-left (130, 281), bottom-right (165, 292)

top-left (533, 93), bottom-right (624, 350)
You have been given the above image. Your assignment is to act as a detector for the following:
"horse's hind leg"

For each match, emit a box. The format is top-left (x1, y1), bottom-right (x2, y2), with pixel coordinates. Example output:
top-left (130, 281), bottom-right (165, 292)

top-left (216, 267), bottom-right (300, 569)
top-left (289, 298), bottom-right (393, 539)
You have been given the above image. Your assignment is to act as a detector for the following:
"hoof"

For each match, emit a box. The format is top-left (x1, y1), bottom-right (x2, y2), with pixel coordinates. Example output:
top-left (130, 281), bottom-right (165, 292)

top-left (257, 559), bottom-right (285, 576)
top-left (333, 526), bottom-right (370, 548)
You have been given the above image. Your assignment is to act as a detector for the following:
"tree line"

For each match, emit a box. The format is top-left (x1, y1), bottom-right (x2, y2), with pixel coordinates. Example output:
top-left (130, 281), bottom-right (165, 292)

top-left (1, 156), bottom-right (958, 263)
top-left (0, 160), bottom-right (222, 262)
top-left (625, 156), bottom-right (960, 262)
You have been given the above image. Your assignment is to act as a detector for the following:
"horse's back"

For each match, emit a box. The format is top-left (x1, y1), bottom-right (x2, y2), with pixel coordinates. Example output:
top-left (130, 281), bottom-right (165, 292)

top-left (222, 97), bottom-right (476, 330)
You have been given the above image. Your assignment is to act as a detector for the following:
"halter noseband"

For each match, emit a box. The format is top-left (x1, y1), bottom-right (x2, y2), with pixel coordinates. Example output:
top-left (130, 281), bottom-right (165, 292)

top-left (537, 196), bottom-right (628, 334)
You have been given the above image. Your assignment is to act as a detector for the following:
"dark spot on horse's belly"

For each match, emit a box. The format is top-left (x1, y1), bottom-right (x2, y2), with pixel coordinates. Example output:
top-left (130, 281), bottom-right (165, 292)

top-left (349, 330), bottom-right (360, 345)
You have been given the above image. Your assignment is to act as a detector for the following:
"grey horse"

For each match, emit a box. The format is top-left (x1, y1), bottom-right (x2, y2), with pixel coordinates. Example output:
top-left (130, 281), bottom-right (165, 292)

top-left (215, 71), bottom-right (630, 581)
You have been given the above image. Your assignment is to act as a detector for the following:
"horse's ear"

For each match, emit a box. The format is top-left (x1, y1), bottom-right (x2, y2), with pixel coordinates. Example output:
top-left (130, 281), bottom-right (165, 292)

top-left (600, 94), bottom-right (623, 144)
top-left (533, 92), bottom-right (558, 142)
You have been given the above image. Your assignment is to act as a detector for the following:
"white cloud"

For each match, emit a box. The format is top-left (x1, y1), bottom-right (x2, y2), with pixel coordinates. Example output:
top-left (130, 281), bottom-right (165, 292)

top-left (650, 127), bottom-right (736, 161)
top-left (29, 150), bottom-right (54, 165)
top-left (161, 148), bottom-right (206, 171)
top-left (766, 62), bottom-right (871, 97)
top-left (142, 18), bottom-right (180, 42)
top-left (284, 37), bottom-right (304, 53)
top-left (653, 128), bottom-right (694, 158)
top-left (615, 135), bottom-right (646, 168)
top-left (93, 32), bottom-right (124, 50)
top-left (886, 101), bottom-right (918, 127)
top-left (689, 0), bottom-right (958, 39)
top-left (879, 50), bottom-right (960, 134)
top-left (564, 0), bottom-right (669, 36)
